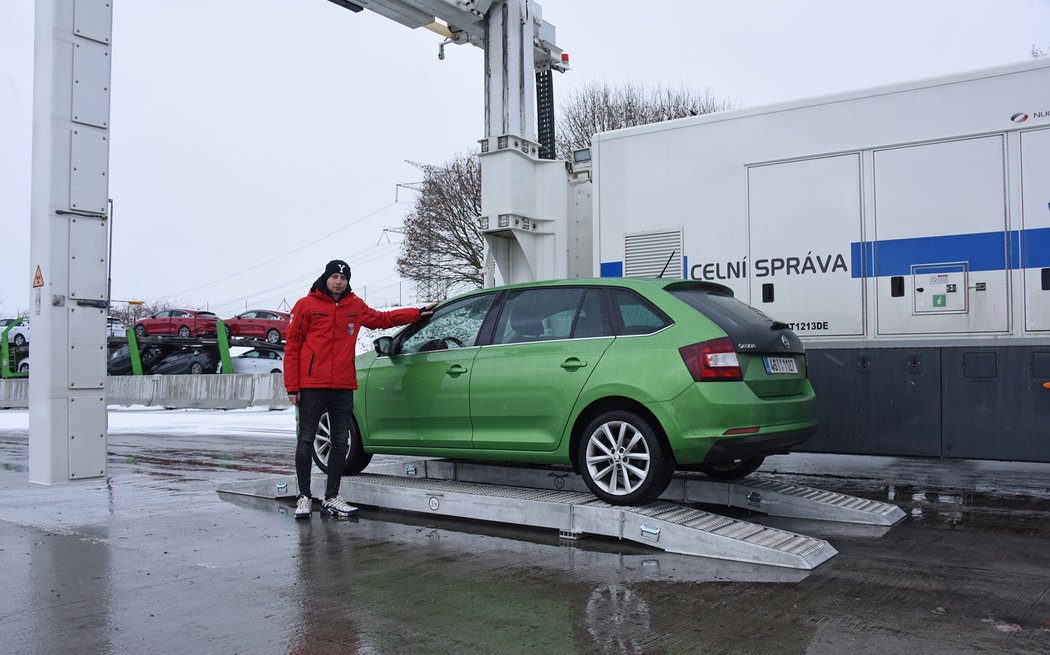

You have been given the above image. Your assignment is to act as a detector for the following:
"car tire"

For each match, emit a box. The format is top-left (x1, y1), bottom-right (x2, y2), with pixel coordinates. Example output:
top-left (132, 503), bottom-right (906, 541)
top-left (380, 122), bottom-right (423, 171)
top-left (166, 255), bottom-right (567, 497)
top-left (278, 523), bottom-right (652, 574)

top-left (265, 329), bottom-right (281, 343)
top-left (135, 325), bottom-right (147, 338)
top-left (13, 334), bottom-right (26, 347)
top-left (697, 457), bottom-right (765, 481)
top-left (178, 326), bottom-right (191, 338)
top-left (576, 410), bottom-right (674, 506)
top-left (311, 412), bottom-right (373, 476)
top-left (270, 369), bottom-right (282, 374)
top-left (18, 361), bottom-right (29, 374)
top-left (189, 361), bottom-right (204, 375)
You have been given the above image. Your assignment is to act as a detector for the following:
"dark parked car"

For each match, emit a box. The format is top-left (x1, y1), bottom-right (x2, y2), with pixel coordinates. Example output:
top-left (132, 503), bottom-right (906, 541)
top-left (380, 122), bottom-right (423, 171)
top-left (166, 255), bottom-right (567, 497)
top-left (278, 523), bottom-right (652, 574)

top-left (135, 309), bottom-right (219, 337)
top-left (223, 310), bottom-right (290, 343)
top-left (151, 348), bottom-right (219, 375)
top-left (107, 345), bottom-right (169, 375)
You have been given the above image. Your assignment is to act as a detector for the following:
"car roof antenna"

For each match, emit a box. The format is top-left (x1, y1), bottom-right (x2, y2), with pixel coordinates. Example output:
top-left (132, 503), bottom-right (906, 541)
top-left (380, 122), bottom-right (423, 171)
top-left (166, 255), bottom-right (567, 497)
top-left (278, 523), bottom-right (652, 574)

top-left (658, 250), bottom-right (677, 278)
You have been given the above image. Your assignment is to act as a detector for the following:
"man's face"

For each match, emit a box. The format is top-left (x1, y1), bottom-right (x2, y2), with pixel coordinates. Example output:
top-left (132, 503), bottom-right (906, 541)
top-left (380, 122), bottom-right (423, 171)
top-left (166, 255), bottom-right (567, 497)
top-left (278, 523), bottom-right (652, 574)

top-left (326, 273), bottom-right (349, 296)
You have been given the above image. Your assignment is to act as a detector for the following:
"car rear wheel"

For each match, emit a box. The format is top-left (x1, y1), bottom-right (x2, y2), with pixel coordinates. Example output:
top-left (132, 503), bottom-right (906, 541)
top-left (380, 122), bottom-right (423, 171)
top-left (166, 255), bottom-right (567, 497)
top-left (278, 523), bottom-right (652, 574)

top-left (18, 361), bottom-right (29, 374)
top-left (178, 326), bottom-right (191, 337)
top-left (135, 325), bottom-right (146, 337)
top-left (189, 361), bottom-right (204, 375)
top-left (697, 457), bottom-right (765, 481)
top-left (13, 334), bottom-right (26, 347)
top-left (577, 410), bottom-right (674, 506)
top-left (265, 329), bottom-right (281, 343)
top-left (311, 411), bottom-right (373, 476)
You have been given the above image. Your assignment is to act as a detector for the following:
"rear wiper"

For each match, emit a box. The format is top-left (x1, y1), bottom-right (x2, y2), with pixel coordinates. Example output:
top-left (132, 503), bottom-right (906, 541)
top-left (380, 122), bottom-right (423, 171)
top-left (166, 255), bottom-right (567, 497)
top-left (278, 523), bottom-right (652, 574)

top-left (770, 321), bottom-right (789, 330)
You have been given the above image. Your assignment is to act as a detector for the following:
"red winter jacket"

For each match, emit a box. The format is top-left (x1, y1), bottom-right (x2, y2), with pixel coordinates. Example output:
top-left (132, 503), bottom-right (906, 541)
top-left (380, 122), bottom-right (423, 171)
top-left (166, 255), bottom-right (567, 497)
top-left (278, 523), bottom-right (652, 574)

top-left (284, 288), bottom-right (420, 393)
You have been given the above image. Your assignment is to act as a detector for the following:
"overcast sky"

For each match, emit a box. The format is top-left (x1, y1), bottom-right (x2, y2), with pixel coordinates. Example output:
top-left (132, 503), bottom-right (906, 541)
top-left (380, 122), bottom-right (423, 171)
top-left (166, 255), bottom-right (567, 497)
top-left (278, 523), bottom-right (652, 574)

top-left (2, 0), bottom-right (1048, 317)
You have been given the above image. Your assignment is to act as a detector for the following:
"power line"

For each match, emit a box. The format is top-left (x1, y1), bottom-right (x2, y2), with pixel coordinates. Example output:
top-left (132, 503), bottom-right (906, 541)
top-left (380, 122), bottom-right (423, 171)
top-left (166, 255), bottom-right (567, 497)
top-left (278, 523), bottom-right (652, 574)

top-left (163, 201), bottom-right (399, 297)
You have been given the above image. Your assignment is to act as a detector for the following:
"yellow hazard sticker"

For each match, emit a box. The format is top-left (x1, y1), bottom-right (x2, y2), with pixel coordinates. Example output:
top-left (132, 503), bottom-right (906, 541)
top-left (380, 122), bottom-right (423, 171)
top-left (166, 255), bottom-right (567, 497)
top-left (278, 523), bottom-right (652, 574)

top-left (32, 265), bottom-right (44, 288)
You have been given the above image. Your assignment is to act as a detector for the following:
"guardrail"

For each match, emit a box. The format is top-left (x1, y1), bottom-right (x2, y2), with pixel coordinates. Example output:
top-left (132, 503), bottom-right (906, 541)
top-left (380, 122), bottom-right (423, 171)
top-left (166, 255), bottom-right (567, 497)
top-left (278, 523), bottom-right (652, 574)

top-left (0, 373), bottom-right (291, 410)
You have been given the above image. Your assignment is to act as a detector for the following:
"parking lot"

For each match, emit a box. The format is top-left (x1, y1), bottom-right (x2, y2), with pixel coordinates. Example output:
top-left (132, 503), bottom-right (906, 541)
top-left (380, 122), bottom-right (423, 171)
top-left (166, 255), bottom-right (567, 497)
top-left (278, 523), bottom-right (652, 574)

top-left (1, 408), bottom-right (1049, 654)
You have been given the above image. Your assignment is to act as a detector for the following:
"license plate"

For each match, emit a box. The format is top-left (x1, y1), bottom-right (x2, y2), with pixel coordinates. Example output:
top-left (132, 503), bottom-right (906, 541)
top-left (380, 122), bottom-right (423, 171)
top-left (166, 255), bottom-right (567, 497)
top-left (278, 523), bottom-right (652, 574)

top-left (763, 356), bottom-right (798, 375)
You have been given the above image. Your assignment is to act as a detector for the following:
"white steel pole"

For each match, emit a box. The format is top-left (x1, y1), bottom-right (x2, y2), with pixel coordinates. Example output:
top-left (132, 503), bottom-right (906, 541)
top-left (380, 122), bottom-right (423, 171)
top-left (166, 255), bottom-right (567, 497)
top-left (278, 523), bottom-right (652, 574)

top-left (29, 0), bottom-right (113, 484)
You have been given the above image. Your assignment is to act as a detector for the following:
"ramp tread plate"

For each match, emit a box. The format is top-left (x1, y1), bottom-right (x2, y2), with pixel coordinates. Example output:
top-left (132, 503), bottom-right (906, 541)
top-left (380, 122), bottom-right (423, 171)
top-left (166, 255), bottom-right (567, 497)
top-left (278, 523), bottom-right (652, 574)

top-left (354, 474), bottom-right (594, 504)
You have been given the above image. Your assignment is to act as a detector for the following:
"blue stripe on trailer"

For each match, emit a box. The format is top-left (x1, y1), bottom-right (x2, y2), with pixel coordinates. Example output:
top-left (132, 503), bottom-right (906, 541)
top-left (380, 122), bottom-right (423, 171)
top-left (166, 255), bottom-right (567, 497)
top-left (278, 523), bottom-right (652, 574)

top-left (850, 228), bottom-right (1050, 278)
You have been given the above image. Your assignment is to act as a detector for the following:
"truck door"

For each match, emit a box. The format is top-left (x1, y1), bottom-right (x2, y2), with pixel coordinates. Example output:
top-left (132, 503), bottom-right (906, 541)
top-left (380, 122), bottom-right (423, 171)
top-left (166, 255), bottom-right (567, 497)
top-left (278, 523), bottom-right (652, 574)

top-left (1021, 128), bottom-right (1050, 332)
top-left (873, 136), bottom-right (1009, 335)
top-left (747, 154), bottom-right (865, 337)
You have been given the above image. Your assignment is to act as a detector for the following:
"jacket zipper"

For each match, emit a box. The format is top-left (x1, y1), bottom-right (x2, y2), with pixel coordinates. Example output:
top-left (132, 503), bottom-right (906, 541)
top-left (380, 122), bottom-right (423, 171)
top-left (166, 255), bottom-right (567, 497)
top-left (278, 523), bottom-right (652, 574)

top-left (308, 354), bottom-right (315, 377)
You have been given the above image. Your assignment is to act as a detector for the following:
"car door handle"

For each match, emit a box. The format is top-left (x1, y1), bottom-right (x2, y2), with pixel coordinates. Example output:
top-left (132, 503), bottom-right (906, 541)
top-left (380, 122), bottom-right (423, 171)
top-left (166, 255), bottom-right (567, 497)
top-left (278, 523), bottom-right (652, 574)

top-left (560, 358), bottom-right (588, 370)
top-left (446, 364), bottom-right (468, 377)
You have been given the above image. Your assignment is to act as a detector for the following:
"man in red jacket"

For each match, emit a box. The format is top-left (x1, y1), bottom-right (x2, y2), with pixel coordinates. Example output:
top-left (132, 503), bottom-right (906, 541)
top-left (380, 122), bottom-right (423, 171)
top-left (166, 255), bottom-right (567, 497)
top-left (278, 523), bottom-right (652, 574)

top-left (286, 259), bottom-right (434, 519)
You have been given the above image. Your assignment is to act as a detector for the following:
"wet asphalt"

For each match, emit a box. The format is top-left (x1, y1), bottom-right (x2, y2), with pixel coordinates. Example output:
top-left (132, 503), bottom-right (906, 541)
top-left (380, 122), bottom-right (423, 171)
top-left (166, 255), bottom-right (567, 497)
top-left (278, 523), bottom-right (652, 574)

top-left (1, 417), bottom-right (1049, 654)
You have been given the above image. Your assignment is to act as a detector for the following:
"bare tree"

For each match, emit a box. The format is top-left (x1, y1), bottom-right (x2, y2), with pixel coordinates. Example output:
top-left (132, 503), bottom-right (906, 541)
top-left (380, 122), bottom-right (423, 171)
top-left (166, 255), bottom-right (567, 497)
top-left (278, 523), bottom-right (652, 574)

top-left (395, 152), bottom-right (484, 299)
top-left (108, 299), bottom-right (180, 328)
top-left (397, 82), bottom-right (733, 292)
top-left (1032, 44), bottom-right (1048, 58)
top-left (555, 82), bottom-right (735, 160)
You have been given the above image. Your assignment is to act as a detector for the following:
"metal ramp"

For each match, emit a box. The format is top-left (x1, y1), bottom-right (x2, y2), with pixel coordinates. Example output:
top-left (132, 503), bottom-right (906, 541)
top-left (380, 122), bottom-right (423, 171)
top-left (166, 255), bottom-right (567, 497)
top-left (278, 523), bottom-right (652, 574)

top-left (219, 469), bottom-right (841, 570)
top-left (390, 460), bottom-right (906, 526)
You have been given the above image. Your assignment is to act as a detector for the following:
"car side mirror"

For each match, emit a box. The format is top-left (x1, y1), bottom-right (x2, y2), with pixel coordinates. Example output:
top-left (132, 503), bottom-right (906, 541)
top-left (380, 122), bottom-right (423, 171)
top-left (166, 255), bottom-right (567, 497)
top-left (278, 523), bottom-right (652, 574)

top-left (374, 336), bottom-right (394, 357)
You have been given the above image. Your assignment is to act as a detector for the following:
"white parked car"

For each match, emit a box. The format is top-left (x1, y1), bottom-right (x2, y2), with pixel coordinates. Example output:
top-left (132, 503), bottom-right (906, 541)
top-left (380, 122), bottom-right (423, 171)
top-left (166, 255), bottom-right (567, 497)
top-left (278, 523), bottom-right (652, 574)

top-left (0, 318), bottom-right (29, 347)
top-left (107, 317), bottom-right (127, 337)
top-left (224, 348), bottom-right (284, 374)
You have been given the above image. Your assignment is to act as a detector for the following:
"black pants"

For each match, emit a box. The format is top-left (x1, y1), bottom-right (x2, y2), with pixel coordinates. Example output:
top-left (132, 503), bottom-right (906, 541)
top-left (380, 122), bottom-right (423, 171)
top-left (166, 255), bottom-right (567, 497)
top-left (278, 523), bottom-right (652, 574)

top-left (296, 388), bottom-right (354, 500)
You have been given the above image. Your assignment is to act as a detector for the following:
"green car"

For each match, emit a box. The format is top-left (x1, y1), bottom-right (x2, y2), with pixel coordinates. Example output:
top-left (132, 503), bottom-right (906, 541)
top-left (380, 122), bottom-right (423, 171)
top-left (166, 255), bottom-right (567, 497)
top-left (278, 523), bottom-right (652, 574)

top-left (314, 278), bottom-right (817, 505)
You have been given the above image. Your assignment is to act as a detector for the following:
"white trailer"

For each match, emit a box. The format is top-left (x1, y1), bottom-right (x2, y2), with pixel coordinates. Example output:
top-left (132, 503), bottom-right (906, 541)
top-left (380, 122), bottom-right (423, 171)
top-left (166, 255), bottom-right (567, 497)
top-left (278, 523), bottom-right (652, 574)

top-left (589, 59), bottom-right (1050, 462)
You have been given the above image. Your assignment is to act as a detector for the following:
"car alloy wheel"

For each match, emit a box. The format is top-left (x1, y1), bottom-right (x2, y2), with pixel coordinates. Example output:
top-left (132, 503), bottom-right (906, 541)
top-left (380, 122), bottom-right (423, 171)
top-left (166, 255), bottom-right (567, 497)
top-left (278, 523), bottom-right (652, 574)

top-left (189, 362), bottom-right (204, 375)
top-left (178, 326), bottom-right (191, 337)
top-left (578, 410), bottom-right (673, 506)
top-left (266, 329), bottom-right (280, 343)
top-left (18, 362), bottom-right (29, 374)
top-left (13, 334), bottom-right (26, 347)
top-left (135, 325), bottom-right (146, 337)
top-left (310, 411), bottom-right (373, 475)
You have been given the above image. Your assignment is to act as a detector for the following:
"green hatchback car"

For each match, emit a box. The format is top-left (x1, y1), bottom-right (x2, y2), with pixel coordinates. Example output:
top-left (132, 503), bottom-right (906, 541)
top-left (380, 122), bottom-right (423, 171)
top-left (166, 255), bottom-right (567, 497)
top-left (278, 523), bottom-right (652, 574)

top-left (314, 278), bottom-right (817, 505)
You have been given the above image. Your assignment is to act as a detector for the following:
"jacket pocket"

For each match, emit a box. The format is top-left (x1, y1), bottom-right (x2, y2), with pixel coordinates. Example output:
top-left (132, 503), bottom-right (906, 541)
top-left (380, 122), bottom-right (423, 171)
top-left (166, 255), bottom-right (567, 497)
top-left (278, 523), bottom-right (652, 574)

top-left (308, 354), bottom-right (315, 377)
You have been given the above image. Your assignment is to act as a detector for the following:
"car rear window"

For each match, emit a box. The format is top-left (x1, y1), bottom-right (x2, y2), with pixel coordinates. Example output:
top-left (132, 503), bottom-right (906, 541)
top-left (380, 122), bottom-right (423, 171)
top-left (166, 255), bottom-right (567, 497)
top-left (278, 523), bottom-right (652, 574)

top-left (669, 288), bottom-right (777, 332)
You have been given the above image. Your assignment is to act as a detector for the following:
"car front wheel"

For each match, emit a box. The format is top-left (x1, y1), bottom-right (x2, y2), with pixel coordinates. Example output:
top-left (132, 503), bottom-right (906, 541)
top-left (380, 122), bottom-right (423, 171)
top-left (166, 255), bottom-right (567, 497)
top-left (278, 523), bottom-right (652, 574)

top-left (135, 325), bottom-right (146, 337)
top-left (311, 411), bottom-right (372, 476)
top-left (577, 410), bottom-right (674, 506)
top-left (13, 334), bottom-right (26, 347)
top-left (189, 362), bottom-right (204, 375)
top-left (178, 326), bottom-right (191, 337)
top-left (265, 329), bottom-right (281, 343)
top-left (697, 457), bottom-right (764, 481)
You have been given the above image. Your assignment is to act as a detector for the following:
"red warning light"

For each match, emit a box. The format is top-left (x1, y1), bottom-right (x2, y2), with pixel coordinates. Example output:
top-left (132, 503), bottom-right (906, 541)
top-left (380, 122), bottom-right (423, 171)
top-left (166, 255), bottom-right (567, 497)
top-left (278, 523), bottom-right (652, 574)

top-left (561, 52), bottom-right (569, 62)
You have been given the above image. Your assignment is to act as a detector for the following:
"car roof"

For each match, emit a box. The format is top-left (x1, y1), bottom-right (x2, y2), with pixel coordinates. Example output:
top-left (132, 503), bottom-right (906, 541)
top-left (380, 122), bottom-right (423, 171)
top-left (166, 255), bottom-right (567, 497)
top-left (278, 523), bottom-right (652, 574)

top-left (445, 277), bottom-right (734, 301)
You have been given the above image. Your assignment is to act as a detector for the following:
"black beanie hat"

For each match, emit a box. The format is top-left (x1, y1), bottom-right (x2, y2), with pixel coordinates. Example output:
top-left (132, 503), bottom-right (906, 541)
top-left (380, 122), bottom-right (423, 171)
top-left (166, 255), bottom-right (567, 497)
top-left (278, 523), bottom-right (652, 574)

top-left (311, 259), bottom-right (352, 295)
top-left (324, 260), bottom-right (351, 280)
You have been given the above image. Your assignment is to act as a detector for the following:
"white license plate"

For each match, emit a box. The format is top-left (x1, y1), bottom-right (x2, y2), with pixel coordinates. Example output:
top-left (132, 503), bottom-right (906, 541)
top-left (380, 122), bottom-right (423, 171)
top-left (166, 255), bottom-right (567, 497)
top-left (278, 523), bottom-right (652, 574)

top-left (763, 356), bottom-right (798, 375)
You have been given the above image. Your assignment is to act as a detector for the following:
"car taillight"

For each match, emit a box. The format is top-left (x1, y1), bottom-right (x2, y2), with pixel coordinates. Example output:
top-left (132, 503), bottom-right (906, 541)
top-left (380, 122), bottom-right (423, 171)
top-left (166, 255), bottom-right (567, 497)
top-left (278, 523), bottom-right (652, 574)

top-left (678, 337), bottom-right (742, 382)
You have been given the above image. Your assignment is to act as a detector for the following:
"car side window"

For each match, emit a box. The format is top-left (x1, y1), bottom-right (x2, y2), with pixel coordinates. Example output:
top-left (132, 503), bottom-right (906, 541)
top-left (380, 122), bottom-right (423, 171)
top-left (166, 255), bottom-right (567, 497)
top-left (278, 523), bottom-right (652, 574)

top-left (399, 294), bottom-right (496, 354)
top-left (240, 311), bottom-right (256, 319)
top-left (155, 311), bottom-right (170, 318)
top-left (609, 289), bottom-right (672, 335)
top-left (572, 289), bottom-right (612, 338)
top-left (492, 288), bottom-right (586, 345)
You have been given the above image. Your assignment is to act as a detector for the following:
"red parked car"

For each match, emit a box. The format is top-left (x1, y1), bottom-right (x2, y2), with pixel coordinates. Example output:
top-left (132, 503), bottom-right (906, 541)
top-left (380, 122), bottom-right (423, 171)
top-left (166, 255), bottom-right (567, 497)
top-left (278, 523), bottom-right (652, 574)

top-left (223, 309), bottom-right (290, 344)
top-left (135, 309), bottom-right (219, 338)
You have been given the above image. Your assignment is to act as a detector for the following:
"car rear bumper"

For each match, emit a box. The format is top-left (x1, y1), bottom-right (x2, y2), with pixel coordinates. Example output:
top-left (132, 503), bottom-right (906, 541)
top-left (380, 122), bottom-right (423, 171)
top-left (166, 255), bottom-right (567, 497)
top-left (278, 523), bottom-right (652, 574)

top-left (647, 381), bottom-right (818, 465)
top-left (700, 425), bottom-right (817, 464)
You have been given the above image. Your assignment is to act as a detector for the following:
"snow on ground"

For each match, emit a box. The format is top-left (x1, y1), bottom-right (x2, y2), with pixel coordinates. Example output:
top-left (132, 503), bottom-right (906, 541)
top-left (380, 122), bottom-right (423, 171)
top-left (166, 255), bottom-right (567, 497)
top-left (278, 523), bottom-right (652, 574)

top-left (0, 406), bottom-right (296, 437)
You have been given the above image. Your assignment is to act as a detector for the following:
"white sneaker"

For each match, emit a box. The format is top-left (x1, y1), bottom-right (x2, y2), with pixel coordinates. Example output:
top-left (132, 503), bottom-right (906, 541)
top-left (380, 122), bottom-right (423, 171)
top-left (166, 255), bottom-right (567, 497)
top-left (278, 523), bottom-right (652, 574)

top-left (321, 497), bottom-right (358, 517)
top-left (295, 495), bottom-right (312, 519)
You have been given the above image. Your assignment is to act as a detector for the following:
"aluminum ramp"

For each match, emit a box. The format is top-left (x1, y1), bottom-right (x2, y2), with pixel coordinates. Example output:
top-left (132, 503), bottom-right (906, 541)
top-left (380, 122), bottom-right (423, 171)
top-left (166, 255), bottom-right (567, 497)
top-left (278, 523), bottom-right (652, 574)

top-left (388, 460), bottom-right (905, 526)
top-left (220, 472), bottom-right (837, 569)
